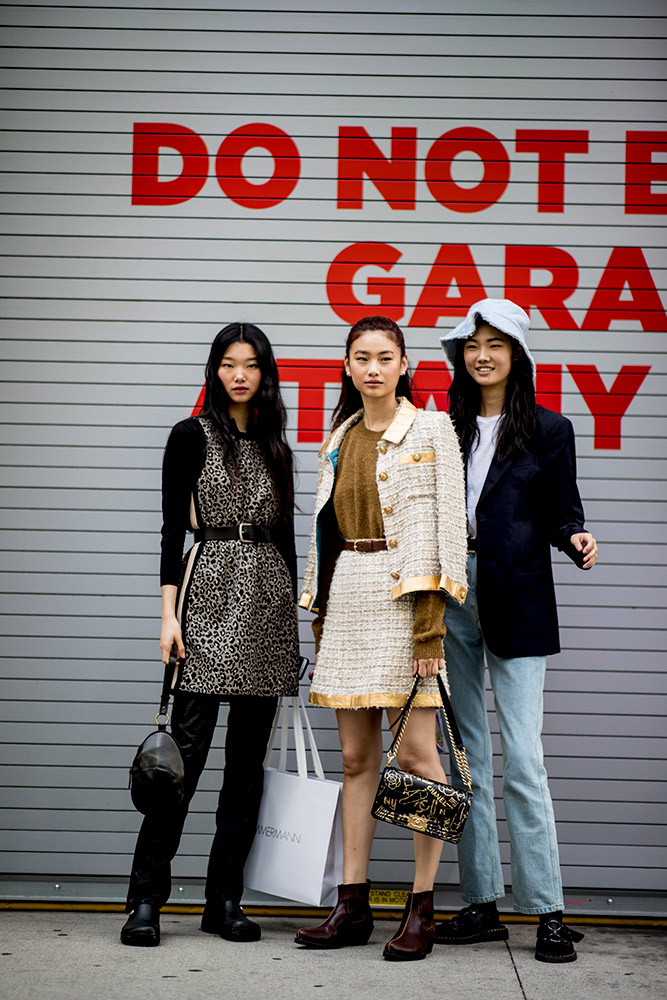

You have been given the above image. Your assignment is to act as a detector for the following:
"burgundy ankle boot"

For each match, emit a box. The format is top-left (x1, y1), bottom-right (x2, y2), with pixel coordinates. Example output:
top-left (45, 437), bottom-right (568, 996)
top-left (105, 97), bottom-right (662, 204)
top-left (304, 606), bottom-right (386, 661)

top-left (294, 881), bottom-right (373, 949)
top-left (383, 890), bottom-right (436, 961)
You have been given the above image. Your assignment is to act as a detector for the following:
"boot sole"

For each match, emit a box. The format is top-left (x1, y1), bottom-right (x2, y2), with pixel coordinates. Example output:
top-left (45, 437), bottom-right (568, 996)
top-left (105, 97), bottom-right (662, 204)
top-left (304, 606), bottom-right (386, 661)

top-left (294, 931), bottom-right (373, 949)
top-left (535, 949), bottom-right (577, 963)
top-left (383, 941), bottom-right (433, 961)
top-left (218, 926), bottom-right (261, 942)
top-left (436, 926), bottom-right (509, 945)
top-left (201, 922), bottom-right (261, 942)
top-left (120, 931), bottom-right (160, 947)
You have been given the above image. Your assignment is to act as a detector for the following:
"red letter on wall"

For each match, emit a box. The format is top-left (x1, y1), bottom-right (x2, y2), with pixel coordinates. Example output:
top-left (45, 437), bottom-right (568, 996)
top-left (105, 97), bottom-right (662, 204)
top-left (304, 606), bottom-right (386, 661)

top-left (515, 129), bottom-right (589, 213)
top-left (535, 364), bottom-right (562, 413)
top-left (276, 360), bottom-right (344, 442)
top-left (338, 127), bottom-right (417, 210)
top-left (504, 246), bottom-right (579, 329)
top-left (215, 123), bottom-right (300, 208)
top-left (425, 127), bottom-right (510, 213)
top-left (625, 131), bottom-right (667, 215)
top-left (568, 365), bottom-right (650, 449)
top-left (581, 247), bottom-right (667, 331)
top-left (326, 243), bottom-right (405, 324)
top-left (412, 361), bottom-right (452, 411)
top-left (409, 245), bottom-right (488, 327)
top-left (131, 123), bottom-right (209, 205)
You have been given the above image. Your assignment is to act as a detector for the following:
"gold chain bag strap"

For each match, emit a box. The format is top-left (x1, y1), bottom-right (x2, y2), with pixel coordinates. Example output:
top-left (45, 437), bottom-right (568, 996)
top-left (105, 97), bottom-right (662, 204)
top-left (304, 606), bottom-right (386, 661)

top-left (371, 673), bottom-right (473, 842)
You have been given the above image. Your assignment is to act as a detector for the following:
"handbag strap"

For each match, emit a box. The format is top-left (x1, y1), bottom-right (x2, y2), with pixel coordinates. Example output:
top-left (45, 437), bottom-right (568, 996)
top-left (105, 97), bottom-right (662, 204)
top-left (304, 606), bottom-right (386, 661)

top-left (386, 673), bottom-right (473, 793)
top-left (156, 651), bottom-right (179, 729)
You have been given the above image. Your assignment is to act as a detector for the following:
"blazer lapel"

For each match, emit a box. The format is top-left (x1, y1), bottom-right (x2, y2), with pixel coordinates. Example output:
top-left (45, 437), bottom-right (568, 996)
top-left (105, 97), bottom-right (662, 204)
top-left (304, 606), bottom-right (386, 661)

top-left (478, 453), bottom-right (515, 507)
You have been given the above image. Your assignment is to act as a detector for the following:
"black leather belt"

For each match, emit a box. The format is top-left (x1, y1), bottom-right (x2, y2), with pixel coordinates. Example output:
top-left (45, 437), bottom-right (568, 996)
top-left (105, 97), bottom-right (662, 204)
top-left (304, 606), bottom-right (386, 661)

top-left (194, 524), bottom-right (273, 544)
top-left (467, 536), bottom-right (477, 552)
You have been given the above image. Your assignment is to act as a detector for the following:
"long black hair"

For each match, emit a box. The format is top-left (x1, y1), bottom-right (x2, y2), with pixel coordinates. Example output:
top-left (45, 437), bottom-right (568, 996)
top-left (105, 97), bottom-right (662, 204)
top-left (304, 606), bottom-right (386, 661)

top-left (331, 315), bottom-right (415, 430)
top-left (447, 315), bottom-right (537, 466)
top-left (199, 322), bottom-right (294, 517)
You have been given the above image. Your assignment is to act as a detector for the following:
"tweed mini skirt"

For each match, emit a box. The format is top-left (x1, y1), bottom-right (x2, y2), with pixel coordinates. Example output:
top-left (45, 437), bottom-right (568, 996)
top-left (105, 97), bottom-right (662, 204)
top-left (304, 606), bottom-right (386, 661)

top-left (309, 549), bottom-right (444, 710)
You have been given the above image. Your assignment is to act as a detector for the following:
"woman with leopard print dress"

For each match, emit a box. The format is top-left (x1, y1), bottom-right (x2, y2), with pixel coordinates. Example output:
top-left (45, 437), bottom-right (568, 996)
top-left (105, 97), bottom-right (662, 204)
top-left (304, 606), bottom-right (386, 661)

top-left (121, 323), bottom-right (300, 949)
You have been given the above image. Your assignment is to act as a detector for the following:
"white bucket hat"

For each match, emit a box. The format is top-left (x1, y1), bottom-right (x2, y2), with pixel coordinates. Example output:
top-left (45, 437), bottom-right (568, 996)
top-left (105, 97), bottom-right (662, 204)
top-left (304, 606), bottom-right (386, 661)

top-left (439, 298), bottom-right (536, 382)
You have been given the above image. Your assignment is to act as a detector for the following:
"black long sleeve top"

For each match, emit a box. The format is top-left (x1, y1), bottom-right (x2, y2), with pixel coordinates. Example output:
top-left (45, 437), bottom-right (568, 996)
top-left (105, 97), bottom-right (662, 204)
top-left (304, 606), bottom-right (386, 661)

top-left (159, 417), bottom-right (298, 598)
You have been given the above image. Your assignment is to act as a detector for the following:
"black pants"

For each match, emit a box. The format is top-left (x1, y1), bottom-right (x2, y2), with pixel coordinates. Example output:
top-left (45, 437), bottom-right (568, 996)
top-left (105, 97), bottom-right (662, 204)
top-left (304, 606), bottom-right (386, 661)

top-left (127, 692), bottom-right (278, 910)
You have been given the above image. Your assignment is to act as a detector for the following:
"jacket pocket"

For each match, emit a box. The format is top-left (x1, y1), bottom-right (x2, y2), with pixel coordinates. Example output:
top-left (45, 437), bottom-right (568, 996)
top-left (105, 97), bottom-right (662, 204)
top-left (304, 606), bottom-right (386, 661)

top-left (397, 454), bottom-right (437, 498)
top-left (397, 450), bottom-right (436, 465)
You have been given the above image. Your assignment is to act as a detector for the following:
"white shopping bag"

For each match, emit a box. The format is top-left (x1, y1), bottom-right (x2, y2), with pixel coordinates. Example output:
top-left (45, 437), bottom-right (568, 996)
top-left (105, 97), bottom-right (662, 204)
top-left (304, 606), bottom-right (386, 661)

top-left (244, 696), bottom-right (343, 906)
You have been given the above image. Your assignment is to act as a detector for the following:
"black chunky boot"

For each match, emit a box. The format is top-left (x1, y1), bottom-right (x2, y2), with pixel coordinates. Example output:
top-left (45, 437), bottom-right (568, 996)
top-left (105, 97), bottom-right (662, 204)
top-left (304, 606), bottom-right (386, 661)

top-left (201, 899), bottom-right (261, 942)
top-left (120, 903), bottom-right (160, 947)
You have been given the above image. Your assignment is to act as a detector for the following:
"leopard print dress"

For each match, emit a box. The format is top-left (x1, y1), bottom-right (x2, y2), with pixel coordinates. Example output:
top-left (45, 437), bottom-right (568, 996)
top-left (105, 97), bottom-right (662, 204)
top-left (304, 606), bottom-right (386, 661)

top-left (175, 417), bottom-right (299, 696)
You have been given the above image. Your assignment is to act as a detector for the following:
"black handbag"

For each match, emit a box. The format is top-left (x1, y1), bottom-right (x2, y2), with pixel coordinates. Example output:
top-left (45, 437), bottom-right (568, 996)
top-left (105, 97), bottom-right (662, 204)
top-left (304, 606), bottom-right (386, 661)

top-left (371, 673), bottom-right (473, 843)
top-left (129, 652), bottom-right (185, 816)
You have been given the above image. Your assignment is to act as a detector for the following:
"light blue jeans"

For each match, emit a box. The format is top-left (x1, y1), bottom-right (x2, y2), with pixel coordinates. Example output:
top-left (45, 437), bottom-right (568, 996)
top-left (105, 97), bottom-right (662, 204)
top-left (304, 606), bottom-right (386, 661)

top-left (444, 553), bottom-right (564, 914)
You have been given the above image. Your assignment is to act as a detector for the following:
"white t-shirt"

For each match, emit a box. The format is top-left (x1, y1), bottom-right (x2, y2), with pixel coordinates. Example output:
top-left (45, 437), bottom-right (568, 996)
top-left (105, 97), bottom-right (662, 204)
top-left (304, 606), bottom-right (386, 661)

top-left (466, 414), bottom-right (502, 536)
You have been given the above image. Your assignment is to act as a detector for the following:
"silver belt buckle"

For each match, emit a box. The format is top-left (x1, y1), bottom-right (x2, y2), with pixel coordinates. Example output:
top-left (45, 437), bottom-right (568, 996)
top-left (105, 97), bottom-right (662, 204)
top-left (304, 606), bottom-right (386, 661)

top-left (238, 523), bottom-right (253, 542)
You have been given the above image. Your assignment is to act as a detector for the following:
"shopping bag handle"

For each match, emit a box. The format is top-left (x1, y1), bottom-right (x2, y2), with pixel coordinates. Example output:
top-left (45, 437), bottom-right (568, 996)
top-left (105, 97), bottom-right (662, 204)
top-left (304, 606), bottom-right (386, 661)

top-left (263, 695), bottom-right (325, 781)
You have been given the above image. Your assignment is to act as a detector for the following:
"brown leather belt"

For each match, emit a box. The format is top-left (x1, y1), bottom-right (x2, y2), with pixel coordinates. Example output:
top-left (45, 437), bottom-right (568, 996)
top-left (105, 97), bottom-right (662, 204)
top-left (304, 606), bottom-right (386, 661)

top-left (467, 536), bottom-right (477, 552)
top-left (343, 538), bottom-right (388, 553)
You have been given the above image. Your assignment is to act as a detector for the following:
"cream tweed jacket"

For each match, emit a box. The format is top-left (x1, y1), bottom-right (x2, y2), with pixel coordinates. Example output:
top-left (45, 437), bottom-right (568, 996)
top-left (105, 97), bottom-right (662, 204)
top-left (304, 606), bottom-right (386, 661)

top-left (299, 398), bottom-right (468, 611)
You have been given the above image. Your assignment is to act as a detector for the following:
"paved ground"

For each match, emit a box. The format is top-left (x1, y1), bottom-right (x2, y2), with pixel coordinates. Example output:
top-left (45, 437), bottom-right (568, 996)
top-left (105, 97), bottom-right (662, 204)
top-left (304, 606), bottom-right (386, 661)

top-left (1, 910), bottom-right (665, 1000)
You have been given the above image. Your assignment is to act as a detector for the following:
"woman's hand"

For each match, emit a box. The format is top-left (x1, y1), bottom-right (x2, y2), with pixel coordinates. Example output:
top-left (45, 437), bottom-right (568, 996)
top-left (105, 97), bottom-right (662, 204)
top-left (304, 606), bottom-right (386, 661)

top-left (571, 531), bottom-right (598, 570)
top-left (160, 615), bottom-right (185, 663)
top-left (413, 657), bottom-right (445, 678)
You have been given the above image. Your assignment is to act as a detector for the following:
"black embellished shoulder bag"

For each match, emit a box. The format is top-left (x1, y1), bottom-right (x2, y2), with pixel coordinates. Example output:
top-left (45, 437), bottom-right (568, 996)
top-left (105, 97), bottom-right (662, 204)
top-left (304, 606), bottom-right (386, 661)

top-left (371, 673), bottom-right (473, 842)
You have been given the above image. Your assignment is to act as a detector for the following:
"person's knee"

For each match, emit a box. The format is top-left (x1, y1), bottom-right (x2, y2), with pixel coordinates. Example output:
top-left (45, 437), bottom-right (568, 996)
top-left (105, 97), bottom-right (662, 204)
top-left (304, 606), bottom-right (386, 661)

top-left (395, 743), bottom-right (440, 778)
top-left (341, 744), bottom-right (382, 778)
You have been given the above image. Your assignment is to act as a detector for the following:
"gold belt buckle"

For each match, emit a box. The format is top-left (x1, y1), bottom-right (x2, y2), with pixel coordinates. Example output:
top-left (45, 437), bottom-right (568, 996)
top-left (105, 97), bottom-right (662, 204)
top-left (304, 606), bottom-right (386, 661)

top-left (353, 539), bottom-right (363, 553)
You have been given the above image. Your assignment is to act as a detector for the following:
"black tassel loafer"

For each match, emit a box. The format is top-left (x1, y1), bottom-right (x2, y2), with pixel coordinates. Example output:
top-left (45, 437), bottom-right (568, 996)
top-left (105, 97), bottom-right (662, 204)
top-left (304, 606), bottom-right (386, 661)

top-left (535, 918), bottom-right (584, 963)
top-left (435, 904), bottom-right (509, 945)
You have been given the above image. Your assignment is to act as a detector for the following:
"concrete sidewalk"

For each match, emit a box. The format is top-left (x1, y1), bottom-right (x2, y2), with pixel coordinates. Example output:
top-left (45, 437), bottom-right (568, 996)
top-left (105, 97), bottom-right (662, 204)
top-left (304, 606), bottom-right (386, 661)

top-left (1, 910), bottom-right (665, 1000)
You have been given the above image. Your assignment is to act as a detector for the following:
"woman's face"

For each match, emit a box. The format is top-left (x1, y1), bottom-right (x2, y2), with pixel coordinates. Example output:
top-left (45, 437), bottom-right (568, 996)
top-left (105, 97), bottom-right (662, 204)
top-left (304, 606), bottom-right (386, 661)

top-left (344, 331), bottom-right (407, 403)
top-left (217, 340), bottom-right (262, 406)
top-left (463, 324), bottom-right (515, 392)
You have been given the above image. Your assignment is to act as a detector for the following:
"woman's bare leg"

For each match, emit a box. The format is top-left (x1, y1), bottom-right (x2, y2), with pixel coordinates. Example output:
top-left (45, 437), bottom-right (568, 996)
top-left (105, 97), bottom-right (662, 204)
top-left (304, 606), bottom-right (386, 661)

top-left (336, 708), bottom-right (384, 884)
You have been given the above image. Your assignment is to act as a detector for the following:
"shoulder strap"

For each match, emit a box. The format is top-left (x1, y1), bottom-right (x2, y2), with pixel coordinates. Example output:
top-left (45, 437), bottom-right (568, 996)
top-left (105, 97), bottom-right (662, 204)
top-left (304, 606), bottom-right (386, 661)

top-left (386, 673), bottom-right (473, 793)
top-left (157, 651), bottom-right (179, 729)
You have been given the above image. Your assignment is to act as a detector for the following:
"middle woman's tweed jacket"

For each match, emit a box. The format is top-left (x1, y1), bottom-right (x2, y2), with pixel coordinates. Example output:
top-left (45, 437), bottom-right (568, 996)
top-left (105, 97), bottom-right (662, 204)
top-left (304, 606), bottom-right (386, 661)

top-left (299, 398), bottom-right (468, 613)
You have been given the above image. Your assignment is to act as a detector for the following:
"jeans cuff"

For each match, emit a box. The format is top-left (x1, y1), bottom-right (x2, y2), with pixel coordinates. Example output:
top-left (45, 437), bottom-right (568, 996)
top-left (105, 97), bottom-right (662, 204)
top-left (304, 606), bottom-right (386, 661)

top-left (463, 893), bottom-right (505, 905)
top-left (513, 902), bottom-right (565, 915)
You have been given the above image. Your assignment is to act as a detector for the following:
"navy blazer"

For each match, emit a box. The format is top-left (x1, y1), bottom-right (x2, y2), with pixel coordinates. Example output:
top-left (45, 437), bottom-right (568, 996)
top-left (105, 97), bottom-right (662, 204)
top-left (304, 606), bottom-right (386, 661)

top-left (475, 406), bottom-right (586, 658)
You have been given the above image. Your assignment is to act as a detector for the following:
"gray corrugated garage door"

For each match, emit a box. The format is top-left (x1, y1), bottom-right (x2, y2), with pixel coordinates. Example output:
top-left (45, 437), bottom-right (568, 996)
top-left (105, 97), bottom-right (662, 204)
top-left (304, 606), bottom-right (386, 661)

top-left (0, 0), bottom-right (665, 904)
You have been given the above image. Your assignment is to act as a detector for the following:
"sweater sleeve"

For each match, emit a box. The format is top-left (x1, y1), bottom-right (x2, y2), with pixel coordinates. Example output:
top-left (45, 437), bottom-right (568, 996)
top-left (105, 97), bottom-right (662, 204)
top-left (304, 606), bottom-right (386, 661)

top-left (160, 419), bottom-right (207, 586)
top-left (273, 514), bottom-right (298, 600)
top-left (413, 590), bottom-right (447, 659)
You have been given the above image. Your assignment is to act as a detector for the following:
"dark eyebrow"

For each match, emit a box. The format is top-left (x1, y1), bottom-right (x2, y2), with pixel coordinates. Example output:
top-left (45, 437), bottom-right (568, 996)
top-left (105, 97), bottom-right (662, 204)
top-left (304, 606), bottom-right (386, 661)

top-left (353, 348), bottom-right (396, 356)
